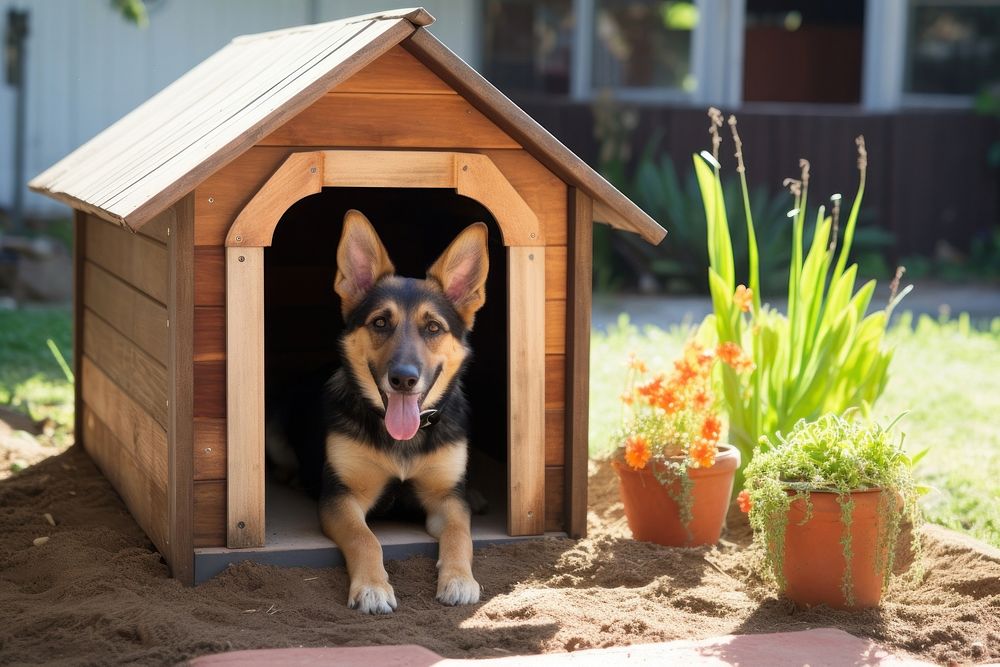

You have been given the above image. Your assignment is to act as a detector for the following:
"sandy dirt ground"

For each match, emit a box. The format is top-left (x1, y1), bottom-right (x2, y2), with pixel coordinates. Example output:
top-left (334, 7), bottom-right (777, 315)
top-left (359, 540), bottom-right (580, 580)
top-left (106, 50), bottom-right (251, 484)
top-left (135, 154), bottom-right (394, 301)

top-left (1, 445), bottom-right (998, 666)
top-left (0, 406), bottom-right (61, 481)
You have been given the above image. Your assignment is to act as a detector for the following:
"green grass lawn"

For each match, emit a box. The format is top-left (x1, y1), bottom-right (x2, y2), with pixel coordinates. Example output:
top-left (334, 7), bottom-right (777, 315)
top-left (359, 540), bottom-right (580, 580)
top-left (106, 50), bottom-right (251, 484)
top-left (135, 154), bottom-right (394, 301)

top-left (1, 306), bottom-right (998, 547)
top-left (0, 307), bottom-right (74, 447)
top-left (591, 312), bottom-right (1000, 548)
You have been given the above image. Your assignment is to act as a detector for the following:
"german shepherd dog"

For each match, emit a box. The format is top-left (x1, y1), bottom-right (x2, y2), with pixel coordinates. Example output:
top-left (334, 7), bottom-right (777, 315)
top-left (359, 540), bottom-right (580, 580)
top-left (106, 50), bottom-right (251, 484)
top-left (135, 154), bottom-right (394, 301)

top-left (269, 210), bottom-right (488, 615)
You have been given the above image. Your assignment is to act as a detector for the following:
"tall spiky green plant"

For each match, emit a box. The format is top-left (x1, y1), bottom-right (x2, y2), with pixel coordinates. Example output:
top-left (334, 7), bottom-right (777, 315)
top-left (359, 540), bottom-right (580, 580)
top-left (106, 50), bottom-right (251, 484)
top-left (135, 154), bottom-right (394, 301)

top-left (693, 111), bottom-right (910, 485)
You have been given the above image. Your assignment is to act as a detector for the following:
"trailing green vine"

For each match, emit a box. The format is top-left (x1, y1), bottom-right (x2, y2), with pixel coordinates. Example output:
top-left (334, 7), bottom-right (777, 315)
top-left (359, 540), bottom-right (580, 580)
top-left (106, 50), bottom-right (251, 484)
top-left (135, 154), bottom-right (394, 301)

top-left (741, 413), bottom-right (924, 605)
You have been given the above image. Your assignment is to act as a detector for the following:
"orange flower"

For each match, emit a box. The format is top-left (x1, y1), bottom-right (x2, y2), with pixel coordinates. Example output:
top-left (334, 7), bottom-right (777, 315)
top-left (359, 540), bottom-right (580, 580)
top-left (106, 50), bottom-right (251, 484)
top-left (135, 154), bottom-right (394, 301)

top-left (737, 489), bottom-right (752, 513)
top-left (673, 358), bottom-right (698, 386)
top-left (700, 414), bottom-right (722, 444)
top-left (637, 374), bottom-right (664, 398)
top-left (717, 342), bottom-right (754, 372)
top-left (696, 348), bottom-right (716, 368)
top-left (693, 389), bottom-right (712, 411)
top-left (627, 352), bottom-right (647, 373)
top-left (624, 435), bottom-right (651, 470)
top-left (619, 391), bottom-right (634, 405)
top-left (690, 438), bottom-right (717, 468)
top-left (734, 284), bottom-right (753, 313)
top-left (654, 386), bottom-right (681, 414)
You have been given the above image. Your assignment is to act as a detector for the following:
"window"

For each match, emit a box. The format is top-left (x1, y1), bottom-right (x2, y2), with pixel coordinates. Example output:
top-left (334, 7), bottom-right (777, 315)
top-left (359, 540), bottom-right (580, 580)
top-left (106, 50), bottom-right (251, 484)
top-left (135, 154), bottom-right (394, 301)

top-left (481, 0), bottom-right (705, 101)
top-left (904, 1), bottom-right (1000, 96)
top-left (743, 0), bottom-right (864, 104)
top-left (482, 0), bottom-right (574, 96)
top-left (592, 1), bottom-right (697, 94)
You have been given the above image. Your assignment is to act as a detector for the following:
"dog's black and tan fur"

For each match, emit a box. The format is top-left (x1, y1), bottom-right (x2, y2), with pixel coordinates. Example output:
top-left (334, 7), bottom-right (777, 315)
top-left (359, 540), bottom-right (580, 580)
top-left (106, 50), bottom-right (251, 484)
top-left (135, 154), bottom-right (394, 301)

top-left (273, 210), bottom-right (488, 614)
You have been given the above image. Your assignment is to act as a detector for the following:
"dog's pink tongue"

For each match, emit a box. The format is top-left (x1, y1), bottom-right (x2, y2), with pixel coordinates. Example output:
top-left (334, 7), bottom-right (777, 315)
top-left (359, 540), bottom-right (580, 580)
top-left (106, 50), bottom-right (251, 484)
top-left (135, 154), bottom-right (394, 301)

top-left (385, 392), bottom-right (421, 441)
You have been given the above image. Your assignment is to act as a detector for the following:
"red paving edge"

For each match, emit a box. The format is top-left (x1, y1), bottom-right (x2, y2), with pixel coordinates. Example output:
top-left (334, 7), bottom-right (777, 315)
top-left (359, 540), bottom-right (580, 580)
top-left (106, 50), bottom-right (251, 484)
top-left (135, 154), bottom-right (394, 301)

top-left (188, 643), bottom-right (443, 666)
top-left (189, 628), bottom-right (933, 666)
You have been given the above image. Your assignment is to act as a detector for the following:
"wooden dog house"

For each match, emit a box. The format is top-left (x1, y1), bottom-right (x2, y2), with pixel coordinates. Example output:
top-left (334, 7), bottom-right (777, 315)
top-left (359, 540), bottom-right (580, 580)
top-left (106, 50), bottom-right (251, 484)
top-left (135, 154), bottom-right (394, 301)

top-left (30, 8), bottom-right (665, 584)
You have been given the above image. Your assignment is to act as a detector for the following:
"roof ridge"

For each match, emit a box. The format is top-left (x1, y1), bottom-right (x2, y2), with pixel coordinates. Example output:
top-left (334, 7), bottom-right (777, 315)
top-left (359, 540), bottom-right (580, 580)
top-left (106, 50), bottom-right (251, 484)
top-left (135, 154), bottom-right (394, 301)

top-left (231, 7), bottom-right (433, 44)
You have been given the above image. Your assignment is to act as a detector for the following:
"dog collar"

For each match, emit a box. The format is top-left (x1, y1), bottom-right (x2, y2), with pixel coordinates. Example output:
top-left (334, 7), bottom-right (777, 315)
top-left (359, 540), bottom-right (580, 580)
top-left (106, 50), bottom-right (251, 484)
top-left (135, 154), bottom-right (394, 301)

top-left (419, 409), bottom-right (439, 429)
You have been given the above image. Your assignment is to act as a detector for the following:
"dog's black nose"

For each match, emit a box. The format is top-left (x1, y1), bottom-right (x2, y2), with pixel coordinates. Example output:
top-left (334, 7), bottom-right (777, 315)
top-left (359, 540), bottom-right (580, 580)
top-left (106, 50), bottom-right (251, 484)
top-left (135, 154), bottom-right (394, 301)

top-left (389, 364), bottom-right (420, 391)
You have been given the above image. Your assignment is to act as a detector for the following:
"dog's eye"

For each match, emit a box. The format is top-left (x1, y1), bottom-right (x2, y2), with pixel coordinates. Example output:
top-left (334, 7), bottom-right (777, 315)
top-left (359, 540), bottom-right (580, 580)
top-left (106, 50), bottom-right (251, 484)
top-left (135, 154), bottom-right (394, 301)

top-left (427, 321), bottom-right (441, 334)
top-left (372, 317), bottom-right (388, 329)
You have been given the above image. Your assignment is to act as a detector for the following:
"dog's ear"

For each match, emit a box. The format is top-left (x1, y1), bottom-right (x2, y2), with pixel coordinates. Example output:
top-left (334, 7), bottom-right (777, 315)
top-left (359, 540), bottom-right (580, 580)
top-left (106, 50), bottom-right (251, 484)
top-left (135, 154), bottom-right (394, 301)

top-left (334, 210), bottom-right (395, 317)
top-left (427, 222), bottom-right (489, 328)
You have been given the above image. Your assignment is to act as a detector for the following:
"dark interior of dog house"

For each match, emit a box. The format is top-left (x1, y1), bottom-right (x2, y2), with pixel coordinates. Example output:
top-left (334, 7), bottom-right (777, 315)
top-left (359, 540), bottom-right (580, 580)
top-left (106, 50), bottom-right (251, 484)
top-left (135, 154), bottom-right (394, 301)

top-left (262, 188), bottom-right (509, 554)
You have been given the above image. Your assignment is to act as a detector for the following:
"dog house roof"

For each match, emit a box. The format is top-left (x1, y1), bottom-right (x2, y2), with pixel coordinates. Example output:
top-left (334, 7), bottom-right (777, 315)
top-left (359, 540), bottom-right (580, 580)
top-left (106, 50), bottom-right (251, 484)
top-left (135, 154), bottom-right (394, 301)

top-left (30, 7), bottom-right (665, 244)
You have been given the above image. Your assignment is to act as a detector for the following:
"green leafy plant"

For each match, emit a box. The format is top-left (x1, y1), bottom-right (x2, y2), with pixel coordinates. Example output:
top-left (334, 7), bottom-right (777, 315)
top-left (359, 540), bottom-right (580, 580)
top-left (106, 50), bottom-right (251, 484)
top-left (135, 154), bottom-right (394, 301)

top-left (741, 413), bottom-right (923, 605)
top-left (901, 227), bottom-right (1000, 283)
top-left (621, 144), bottom-right (797, 293)
top-left (592, 99), bottom-right (894, 294)
top-left (111, 0), bottom-right (149, 27)
top-left (694, 109), bottom-right (910, 483)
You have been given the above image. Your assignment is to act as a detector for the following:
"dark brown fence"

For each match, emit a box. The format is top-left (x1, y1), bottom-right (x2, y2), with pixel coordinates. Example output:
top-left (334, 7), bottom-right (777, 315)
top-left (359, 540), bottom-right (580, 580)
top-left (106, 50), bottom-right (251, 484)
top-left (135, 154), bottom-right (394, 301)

top-left (518, 99), bottom-right (1000, 258)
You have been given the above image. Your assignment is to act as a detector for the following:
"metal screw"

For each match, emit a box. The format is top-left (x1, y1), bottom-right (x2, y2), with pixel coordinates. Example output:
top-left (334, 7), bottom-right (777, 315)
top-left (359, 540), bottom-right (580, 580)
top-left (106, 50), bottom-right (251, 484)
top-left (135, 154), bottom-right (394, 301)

top-left (238, 521), bottom-right (246, 529)
top-left (527, 511), bottom-right (534, 518)
top-left (462, 165), bottom-right (468, 171)
top-left (235, 235), bottom-right (242, 242)
top-left (208, 197), bottom-right (215, 203)
top-left (310, 166), bottom-right (317, 174)
top-left (238, 255), bottom-right (245, 263)
top-left (529, 232), bottom-right (536, 239)
top-left (204, 448), bottom-right (212, 454)
top-left (528, 253), bottom-right (534, 261)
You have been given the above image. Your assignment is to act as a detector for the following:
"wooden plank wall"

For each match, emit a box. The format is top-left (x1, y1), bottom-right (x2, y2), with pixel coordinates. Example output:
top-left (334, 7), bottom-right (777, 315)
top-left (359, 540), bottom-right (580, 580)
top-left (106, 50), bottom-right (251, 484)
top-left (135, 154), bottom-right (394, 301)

top-left (190, 46), bottom-right (572, 544)
top-left (79, 212), bottom-right (171, 557)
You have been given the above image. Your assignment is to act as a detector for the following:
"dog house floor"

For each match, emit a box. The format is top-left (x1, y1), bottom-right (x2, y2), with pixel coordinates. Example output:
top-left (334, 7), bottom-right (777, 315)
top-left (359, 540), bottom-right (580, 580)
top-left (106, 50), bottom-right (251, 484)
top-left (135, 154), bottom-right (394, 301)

top-left (193, 478), bottom-right (557, 584)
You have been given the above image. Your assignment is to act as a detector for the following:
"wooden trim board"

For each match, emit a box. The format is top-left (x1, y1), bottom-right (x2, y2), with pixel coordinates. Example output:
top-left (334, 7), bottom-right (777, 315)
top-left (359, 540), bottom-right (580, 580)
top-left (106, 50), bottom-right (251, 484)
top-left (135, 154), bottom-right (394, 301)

top-left (73, 211), bottom-right (87, 444)
top-left (225, 246), bottom-right (265, 548)
top-left (565, 190), bottom-right (593, 538)
top-left (167, 194), bottom-right (195, 583)
top-left (507, 246), bottom-right (546, 536)
top-left (226, 150), bottom-right (540, 248)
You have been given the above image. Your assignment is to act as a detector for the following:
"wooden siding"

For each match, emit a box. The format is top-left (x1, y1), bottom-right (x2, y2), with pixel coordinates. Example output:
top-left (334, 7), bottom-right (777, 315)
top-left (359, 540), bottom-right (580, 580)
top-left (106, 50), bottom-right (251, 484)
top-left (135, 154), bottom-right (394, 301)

top-left (190, 44), bottom-right (573, 543)
top-left (259, 94), bottom-right (521, 149)
top-left (194, 480), bottom-right (227, 547)
top-left (81, 362), bottom-right (169, 553)
top-left (85, 214), bottom-right (169, 303)
top-left (83, 309), bottom-right (168, 428)
top-left (82, 404), bottom-right (168, 551)
top-left (79, 213), bottom-right (172, 562)
top-left (83, 262), bottom-right (168, 366)
top-left (335, 45), bottom-right (456, 95)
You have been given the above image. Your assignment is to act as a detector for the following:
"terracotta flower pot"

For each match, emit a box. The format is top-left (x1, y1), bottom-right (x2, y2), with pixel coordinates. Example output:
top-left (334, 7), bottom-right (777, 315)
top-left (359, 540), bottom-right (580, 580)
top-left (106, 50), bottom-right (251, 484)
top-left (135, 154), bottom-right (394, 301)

top-left (613, 444), bottom-right (740, 547)
top-left (782, 489), bottom-right (890, 609)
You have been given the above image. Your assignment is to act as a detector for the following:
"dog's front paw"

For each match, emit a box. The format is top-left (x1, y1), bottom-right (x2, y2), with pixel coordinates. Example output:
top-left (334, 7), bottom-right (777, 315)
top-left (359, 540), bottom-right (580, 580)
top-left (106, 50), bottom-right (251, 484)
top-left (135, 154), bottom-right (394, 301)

top-left (436, 572), bottom-right (480, 606)
top-left (348, 581), bottom-right (397, 614)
